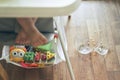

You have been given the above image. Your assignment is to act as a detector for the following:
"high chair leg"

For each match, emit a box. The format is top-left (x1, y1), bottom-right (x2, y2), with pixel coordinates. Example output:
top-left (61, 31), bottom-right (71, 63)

top-left (54, 17), bottom-right (75, 80)
top-left (58, 32), bottom-right (75, 80)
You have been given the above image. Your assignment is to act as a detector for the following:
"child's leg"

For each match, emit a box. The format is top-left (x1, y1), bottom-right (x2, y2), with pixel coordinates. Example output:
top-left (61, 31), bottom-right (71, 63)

top-left (16, 18), bottom-right (37, 44)
top-left (16, 29), bottom-right (30, 44)
top-left (32, 18), bottom-right (38, 23)
top-left (16, 18), bottom-right (48, 47)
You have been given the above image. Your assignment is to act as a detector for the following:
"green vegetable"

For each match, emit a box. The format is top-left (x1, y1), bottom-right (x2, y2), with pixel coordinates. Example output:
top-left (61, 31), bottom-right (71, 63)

top-left (36, 42), bottom-right (52, 51)
top-left (24, 52), bottom-right (35, 62)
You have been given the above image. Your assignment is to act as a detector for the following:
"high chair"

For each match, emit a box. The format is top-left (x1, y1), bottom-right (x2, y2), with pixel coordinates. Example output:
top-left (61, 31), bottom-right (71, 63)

top-left (0, 0), bottom-right (81, 80)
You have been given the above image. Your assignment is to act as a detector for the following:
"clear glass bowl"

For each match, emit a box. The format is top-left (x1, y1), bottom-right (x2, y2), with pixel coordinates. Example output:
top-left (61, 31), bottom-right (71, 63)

top-left (77, 44), bottom-right (92, 54)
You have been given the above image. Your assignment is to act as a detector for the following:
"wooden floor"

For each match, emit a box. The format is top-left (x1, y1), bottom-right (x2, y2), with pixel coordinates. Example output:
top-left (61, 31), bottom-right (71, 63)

top-left (1, 0), bottom-right (120, 80)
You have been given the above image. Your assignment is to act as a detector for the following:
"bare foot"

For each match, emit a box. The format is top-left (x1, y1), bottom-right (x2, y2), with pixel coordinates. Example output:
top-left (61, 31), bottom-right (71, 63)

top-left (29, 30), bottom-right (48, 47)
top-left (15, 29), bottom-right (30, 45)
top-left (16, 29), bottom-right (48, 47)
top-left (16, 18), bottom-right (48, 47)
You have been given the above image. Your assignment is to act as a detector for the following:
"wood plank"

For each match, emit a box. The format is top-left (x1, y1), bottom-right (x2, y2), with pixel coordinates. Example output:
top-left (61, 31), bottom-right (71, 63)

top-left (53, 64), bottom-right (61, 80)
top-left (114, 71), bottom-right (120, 80)
top-left (111, 22), bottom-right (120, 46)
top-left (72, 16), bottom-right (94, 80)
top-left (70, 55), bottom-right (81, 80)
top-left (75, 21), bottom-right (94, 80)
top-left (104, 23), bottom-right (120, 71)
top-left (39, 67), bottom-right (53, 80)
top-left (0, 63), bottom-right (8, 80)
top-left (25, 67), bottom-right (53, 80)
top-left (78, 54), bottom-right (94, 80)
top-left (53, 62), bottom-right (69, 80)
top-left (107, 71), bottom-right (115, 80)
top-left (66, 16), bottom-right (94, 80)
top-left (94, 1), bottom-right (120, 71)
top-left (6, 64), bottom-right (25, 80)
top-left (91, 55), bottom-right (108, 80)
top-left (25, 69), bottom-right (40, 80)
top-left (115, 45), bottom-right (120, 64)
top-left (87, 20), bottom-right (109, 80)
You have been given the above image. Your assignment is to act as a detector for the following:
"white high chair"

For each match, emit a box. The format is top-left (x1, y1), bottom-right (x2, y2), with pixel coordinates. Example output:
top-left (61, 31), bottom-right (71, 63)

top-left (0, 0), bottom-right (81, 80)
